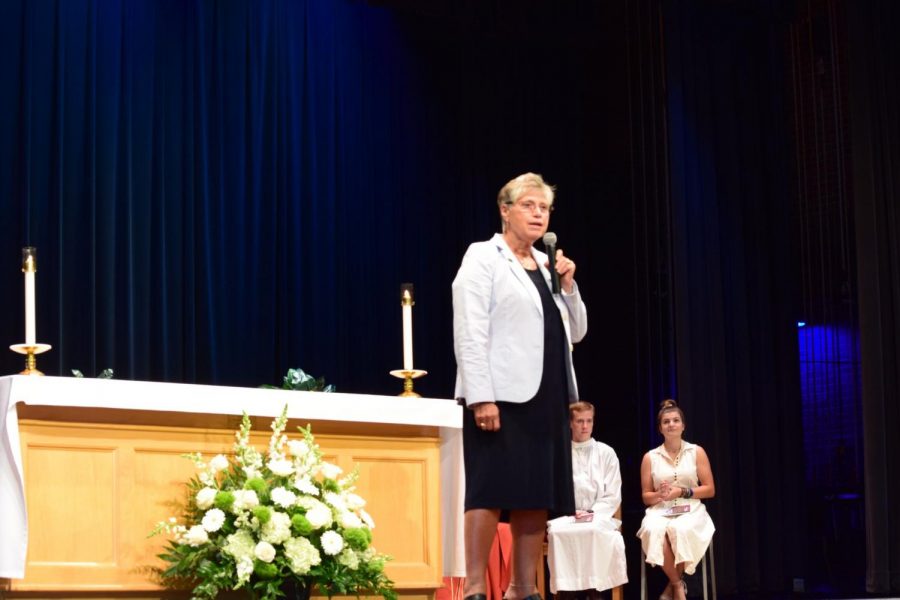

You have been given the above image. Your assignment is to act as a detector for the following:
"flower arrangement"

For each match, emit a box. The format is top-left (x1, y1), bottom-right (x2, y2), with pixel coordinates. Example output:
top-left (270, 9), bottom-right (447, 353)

top-left (151, 407), bottom-right (396, 600)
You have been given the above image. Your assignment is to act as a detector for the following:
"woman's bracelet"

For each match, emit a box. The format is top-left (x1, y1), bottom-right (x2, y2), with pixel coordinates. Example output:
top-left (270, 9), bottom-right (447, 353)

top-left (681, 486), bottom-right (694, 499)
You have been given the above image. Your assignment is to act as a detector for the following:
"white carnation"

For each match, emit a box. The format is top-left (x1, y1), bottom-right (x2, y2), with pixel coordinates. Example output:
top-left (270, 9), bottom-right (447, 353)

top-left (268, 457), bottom-right (295, 477)
top-left (284, 536), bottom-right (321, 575)
top-left (201, 508), bottom-right (226, 532)
top-left (182, 525), bottom-right (209, 547)
top-left (306, 504), bottom-right (333, 529)
top-left (271, 486), bottom-right (297, 508)
top-left (321, 530), bottom-right (344, 555)
top-left (339, 511), bottom-right (363, 529)
top-left (209, 454), bottom-right (230, 472)
top-left (255, 541), bottom-right (277, 563)
top-left (195, 487), bottom-right (218, 510)
top-left (232, 490), bottom-right (260, 512)
top-left (261, 511), bottom-right (292, 545)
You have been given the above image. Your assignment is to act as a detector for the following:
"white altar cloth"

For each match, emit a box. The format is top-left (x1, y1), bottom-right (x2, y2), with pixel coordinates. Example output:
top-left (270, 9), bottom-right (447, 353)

top-left (0, 375), bottom-right (466, 580)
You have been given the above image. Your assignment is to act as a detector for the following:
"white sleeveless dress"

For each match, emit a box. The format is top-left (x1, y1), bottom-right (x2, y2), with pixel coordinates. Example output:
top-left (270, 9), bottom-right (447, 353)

top-left (636, 441), bottom-right (715, 575)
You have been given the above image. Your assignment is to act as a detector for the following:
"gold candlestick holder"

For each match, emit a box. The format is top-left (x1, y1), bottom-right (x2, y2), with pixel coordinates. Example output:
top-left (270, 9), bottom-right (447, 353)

top-left (389, 369), bottom-right (428, 397)
top-left (9, 343), bottom-right (52, 375)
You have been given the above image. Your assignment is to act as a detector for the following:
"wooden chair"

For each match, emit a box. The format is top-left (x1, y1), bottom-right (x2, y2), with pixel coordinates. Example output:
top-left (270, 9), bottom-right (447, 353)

top-left (538, 507), bottom-right (624, 600)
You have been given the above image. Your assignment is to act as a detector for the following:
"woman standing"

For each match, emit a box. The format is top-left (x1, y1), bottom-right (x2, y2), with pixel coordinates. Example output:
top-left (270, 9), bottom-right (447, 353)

top-left (637, 399), bottom-right (716, 600)
top-left (453, 173), bottom-right (588, 600)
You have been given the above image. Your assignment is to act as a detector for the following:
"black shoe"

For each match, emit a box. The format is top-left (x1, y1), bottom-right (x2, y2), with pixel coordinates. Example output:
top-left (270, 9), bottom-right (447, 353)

top-left (464, 595), bottom-right (487, 600)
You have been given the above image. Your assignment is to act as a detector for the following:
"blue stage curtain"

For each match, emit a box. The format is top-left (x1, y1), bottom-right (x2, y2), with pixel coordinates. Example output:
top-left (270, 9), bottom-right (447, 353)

top-left (0, 0), bottom-right (454, 388)
top-left (0, 1), bottom-right (634, 401)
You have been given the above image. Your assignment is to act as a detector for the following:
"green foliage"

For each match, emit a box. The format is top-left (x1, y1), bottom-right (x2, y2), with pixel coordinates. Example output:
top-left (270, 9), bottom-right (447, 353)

top-left (71, 368), bottom-right (114, 379)
top-left (261, 368), bottom-right (336, 393)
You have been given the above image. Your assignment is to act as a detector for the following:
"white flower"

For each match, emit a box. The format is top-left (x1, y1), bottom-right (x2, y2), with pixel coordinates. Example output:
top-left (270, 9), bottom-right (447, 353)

top-left (261, 511), bottom-right (292, 545)
top-left (320, 462), bottom-right (343, 480)
top-left (339, 511), bottom-right (364, 529)
top-left (359, 509), bottom-right (375, 529)
top-left (324, 492), bottom-right (347, 511)
top-left (338, 548), bottom-right (360, 570)
top-left (232, 490), bottom-right (260, 512)
top-left (268, 457), bottom-right (295, 477)
top-left (201, 508), bottom-right (226, 532)
top-left (320, 530), bottom-right (344, 555)
top-left (284, 536), bottom-right (322, 575)
top-left (196, 487), bottom-right (218, 510)
top-left (199, 472), bottom-right (215, 486)
top-left (293, 476), bottom-right (319, 496)
top-left (182, 525), bottom-right (209, 547)
top-left (288, 439), bottom-right (311, 457)
top-left (345, 492), bottom-right (366, 510)
top-left (223, 530), bottom-right (256, 561)
top-left (255, 541), bottom-right (277, 563)
top-left (306, 503), bottom-right (333, 529)
top-left (236, 556), bottom-right (254, 584)
top-left (271, 486), bottom-right (297, 508)
top-left (210, 454), bottom-right (230, 472)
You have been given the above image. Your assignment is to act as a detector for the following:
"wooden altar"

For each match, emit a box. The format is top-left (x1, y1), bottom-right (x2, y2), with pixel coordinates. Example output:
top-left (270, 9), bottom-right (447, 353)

top-left (0, 375), bottom-right (464, 599)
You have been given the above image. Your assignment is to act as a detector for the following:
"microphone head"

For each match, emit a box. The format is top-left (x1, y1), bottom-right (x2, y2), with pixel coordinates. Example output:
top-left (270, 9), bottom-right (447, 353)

top-left (543, 232), bottom-right (558, 247)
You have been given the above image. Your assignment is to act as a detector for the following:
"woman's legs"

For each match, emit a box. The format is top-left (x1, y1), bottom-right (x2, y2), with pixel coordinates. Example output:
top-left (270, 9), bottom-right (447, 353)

top-left (505, 509), bottom-right (548, 600)
top-left (463, 508), bottom-right (502, 597)
top-left (661, 533), bottom-right (686, 600)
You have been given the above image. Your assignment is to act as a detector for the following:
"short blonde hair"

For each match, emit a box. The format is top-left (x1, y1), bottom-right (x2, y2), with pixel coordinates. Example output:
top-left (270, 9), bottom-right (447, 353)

top-left (497, 173), bottom-right (555, 231)
top-left (569, 401), bottom-right (595, 419)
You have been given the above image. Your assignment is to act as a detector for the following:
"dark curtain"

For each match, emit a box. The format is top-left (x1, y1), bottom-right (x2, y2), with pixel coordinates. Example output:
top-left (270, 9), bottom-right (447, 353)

top-left (662, 1), bottom-right (806, 595)
top-left (846, 0), bottom-right (900, 592)
top-left (0, 1), bottom-right (635, 404)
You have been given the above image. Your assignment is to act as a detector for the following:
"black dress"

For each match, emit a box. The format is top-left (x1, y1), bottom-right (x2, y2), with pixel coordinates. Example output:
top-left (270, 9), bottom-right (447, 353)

top-left (462, 268), bottom-right (575, 516)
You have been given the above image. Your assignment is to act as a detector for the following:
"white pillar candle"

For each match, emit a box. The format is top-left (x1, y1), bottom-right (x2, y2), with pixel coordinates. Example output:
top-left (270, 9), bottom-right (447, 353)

top-left (402, 290), bottom-right (413, 371)
top-left (23, 248), bottom-right (36, 345)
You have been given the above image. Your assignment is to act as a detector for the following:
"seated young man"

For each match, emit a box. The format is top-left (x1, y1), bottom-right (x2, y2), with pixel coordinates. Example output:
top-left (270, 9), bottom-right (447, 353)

top-left (547, 402), bottom-right (628, 599)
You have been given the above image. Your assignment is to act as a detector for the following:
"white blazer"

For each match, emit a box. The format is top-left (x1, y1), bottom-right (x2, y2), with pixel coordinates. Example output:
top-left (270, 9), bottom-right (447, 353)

top-left (452, 233), bottom-right (588, 406)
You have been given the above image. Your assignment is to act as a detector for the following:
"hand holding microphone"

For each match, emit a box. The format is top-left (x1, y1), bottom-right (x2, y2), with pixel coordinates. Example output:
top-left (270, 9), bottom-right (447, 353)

top-left (543, 232), bottom-right (576, 294)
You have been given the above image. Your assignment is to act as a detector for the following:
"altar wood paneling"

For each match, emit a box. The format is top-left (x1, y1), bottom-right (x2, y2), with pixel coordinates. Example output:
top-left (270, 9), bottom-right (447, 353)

top-left (14, 419), bottom-right (442, 593)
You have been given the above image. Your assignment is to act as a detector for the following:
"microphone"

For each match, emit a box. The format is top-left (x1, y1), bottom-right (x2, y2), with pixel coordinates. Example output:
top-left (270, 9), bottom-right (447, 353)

top-left (543, 232), bottom-right (561, 294)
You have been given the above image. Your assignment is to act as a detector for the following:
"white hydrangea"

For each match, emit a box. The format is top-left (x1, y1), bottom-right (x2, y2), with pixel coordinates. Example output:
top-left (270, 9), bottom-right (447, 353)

top-left (306, 503), bottom-right (333, 529)
top-left (271, 486), bottom-right (297, 508)
top-left (232, 490), bottom-right (260, 512)
top-left (283, 536), bottom-right (321, 575)
top-left (337, 548), bottom-right (360, 570)
top-left (182, 525), bottom-right (209, 547)
top-left (195, 487), bottom-right (218, 510)
top-left (209, 454), bottom-right (230, 472)
top-left (320, 462), bottom-right (343, 480)
top-left (201, 508), bottom-right (226, 532)
top-left (339, 510), bottom-right (363, 529)
top-left (268, 457), bottom-right (295, 477)
top-left (223, 529), bottom-right (256, 561)
top-left (255, 541), bottom-right (277, 563)
top-left (320, 530), bottom-right (344, 556)
top-left (261, 511), bottom-right (292, 545)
